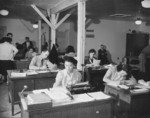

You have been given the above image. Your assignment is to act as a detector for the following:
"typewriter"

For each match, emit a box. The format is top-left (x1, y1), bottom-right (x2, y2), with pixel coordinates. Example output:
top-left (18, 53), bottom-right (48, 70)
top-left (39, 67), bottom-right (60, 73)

top-left (67, 82), bottom-right (92, 94)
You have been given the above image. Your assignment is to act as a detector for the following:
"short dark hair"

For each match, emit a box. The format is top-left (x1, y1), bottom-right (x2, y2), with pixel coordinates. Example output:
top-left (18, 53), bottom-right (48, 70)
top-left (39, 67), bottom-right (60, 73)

top-left (65, 45), bottom-right (75, 53)
top-left (2, 37), bottom-right (12, 43)
top-left (7, 33), bottom-right (13, 37)
top-left (89, 49), bottom-right (96, 54)
top-left (42, 47), bottom-right (48, 52)
top-left (64, 56), bottom-right (77, 65)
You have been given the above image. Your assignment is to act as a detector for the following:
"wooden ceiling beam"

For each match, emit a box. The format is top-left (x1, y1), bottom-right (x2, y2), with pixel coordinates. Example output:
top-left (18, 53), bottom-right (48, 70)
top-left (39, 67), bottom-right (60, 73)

top-left (50, 0), bottom-right (87, 14)
top-left (11, 0), bottom-right (62, 5)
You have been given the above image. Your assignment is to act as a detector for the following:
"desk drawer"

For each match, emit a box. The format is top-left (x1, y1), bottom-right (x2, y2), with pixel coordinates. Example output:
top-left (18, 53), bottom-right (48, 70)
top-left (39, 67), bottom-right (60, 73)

top-left (105, 86), bottom-right (131, 103)
top-left (28, 101), bottom-right (113, 118)
top-left (92, 103), bottom-right (112, 118)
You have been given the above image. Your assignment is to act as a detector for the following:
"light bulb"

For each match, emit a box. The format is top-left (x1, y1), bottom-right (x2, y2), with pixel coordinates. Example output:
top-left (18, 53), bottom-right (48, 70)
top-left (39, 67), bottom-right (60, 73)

top-left (33, 24), bottom-right (38, 28)
top-left (0, 9), bottom-right (9, 16)
top-left (141, 0), bottom-right (150, 8)
top-left (135, 18), bottom-right (142, 25)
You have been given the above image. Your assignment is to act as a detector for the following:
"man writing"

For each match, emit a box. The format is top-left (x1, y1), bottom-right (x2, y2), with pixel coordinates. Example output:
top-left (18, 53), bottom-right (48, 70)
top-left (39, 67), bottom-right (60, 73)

top-left (29, 48), bottom-right (57, 70)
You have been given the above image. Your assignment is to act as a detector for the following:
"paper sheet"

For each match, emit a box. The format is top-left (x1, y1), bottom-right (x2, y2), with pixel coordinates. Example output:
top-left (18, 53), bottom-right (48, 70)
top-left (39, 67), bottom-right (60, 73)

top-left (73, 93), bottom-right (95, 102)
top-left (131, 88), bottom-right (149, 93)
top-left (11, 72), bottom-right (26, 77)
top-left (87, 91), bottom-right (111, 100)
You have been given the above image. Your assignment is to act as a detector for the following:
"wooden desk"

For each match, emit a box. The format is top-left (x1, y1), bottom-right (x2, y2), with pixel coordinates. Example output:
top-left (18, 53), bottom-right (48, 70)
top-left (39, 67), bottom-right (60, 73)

top-left (104, 84), bottom-right (150, 118)
top-left (19, 92), bottom-right (114, 118)
top-left (84, 67), bottom-right (107, 91)
top-left (7, 70), bottom-right (57, 115)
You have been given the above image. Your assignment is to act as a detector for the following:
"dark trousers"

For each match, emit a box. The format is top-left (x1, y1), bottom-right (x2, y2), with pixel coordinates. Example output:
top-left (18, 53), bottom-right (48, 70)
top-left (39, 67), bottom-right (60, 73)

top-left (0, 60), bottom-right (15, 81)
top-left (145, 58), bottom-right (150, 81)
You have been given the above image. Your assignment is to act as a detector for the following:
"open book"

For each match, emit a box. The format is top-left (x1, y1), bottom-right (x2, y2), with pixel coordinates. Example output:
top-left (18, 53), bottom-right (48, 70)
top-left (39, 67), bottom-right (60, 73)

top-left (46, 87), bottom-right (71, 103)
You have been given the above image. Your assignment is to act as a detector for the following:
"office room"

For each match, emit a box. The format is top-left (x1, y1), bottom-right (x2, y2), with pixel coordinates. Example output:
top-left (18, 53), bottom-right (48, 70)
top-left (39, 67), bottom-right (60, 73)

top-left (0, 0), bottom-right (150, 118)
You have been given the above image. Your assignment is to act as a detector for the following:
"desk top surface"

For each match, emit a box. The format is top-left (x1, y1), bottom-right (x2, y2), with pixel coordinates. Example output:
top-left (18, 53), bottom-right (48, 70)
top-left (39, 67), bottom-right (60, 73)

top-left (19, 91), bottom-right (113, 111)
top-left (7, 70), bottom-right (58, 80)
top-left (105, 84), bottom-right (150, 96)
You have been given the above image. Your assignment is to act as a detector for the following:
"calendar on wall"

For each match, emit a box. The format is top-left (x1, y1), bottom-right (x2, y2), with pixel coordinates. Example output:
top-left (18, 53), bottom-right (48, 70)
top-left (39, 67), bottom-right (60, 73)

top-left (0, 26), bottom-right (7, 39)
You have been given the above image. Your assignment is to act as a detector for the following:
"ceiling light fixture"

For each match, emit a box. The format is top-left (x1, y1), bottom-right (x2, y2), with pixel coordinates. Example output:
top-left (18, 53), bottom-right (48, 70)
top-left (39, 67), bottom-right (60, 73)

top-left (32, 23), bottom-right (38, 28)
top-left (135, 18), bottom-right (142, 25)
top-left (0, 9), bottom-right (9, 16)
top-left (141, 0), bottom-right (150, 8)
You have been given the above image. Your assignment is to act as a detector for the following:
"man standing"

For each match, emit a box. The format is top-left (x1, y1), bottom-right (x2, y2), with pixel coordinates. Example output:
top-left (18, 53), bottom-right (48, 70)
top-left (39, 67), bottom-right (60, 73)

top-left (98, 44), bottom-right (109, 65)
top-left (0, 37), bottom-right (18, 83)
top-left (22, 37), bottom-right (33, 54)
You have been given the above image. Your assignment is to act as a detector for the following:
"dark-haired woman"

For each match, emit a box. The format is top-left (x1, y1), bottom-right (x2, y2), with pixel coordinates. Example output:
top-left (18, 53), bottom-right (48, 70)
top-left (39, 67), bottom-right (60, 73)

top-left (53, 56), bottom-right (81, 87)
top-left (103, 63), bottom-right (137, 85)
top-left (85, 49), bottom-right (98, 67)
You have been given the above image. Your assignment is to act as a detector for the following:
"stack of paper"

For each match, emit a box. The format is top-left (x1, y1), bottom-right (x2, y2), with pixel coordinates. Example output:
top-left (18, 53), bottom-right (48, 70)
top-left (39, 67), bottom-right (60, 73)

top-left (87, 91), bottom-right (111, 100)
top-left (118, 85), bottom-right (129, 90)
top-left (11, 72), bottom-right (26, 77)
top-left (27, 93), bottom-right (52, 104)
top-left (26, 70), bottom-right (38, 75)
top-left (32, 89), bottom-right (49, 94)
top-left (36, 70), bottom-right (50, 73)
top-left (135, 84), bottom-right (150, 89)
top-left (73, 93), bottom-right (95, 102)
top-left (131, 88), bottom-right (149, 93)
top-left (46, 87), bottom-right (71, 103)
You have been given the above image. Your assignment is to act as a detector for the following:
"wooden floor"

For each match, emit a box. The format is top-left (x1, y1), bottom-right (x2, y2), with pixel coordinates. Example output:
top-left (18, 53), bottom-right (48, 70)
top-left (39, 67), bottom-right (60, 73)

top-left (0, 83), bottom-right (21, 118)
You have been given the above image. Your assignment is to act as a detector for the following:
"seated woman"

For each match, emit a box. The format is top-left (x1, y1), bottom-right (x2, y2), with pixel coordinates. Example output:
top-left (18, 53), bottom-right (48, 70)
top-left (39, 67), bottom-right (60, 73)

top-left (85, 49), bottom-right (98, 67)
top-left (53, 56), bottom-right (82, 87)
top-left (25, 47), bottom-right (37, 60)
top-left (103, 63), bottom-right (137, 85)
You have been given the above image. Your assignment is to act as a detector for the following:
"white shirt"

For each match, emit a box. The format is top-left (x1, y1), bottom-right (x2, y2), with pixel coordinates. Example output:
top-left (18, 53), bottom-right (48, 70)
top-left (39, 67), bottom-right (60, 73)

top-left (103, 65), bottom-right (127, 85)
top-left (53, 69), bottom-right (82, 87)
top-left (0, 42), bottom-right (18, 60)
top-left (29, 55), bottom-right (57, 70)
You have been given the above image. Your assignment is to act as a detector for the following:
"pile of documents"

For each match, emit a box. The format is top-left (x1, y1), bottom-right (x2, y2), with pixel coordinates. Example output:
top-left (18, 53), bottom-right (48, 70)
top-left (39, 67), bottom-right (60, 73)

top-left (27, 93), bottom-right (52, 104)
top-left (29, 88), bottom-right (111, 106)
top-left (11, 72), bottom-right (26, 77)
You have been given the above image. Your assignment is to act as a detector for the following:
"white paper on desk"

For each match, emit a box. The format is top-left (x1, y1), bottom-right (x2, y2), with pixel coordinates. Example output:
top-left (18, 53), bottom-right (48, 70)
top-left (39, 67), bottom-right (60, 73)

top-left (36, 70), bottom-right (50, 73)
top-left (26, 70), bottom-right (38, 75)
top-left (47, 87), bottom-right (71, 102)
top-left (135, 84), bottom-right (150, 89)
top-left (11, 72), bottom-right (26, 77)
top-left (73, 93), bottom-right (95, 102)
top-left (32, 89), bottom-right (49, 94)
top-left (118, 85), bottom-right (129, 90)
top-left (87, 92), bottom-right (111, 100)
top-left (132, 88), bottom-right (149, 93)
top-left (49, 87), bottom-right (69, 94)
top-left (74, 81), bottom-right (89, 86)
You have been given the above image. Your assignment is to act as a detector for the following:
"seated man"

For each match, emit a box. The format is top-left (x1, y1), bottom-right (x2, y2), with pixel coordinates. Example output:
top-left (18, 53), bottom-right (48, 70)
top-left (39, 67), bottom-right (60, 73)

top-left (103, 63), bottom-right (137, 85)
top-left (85, 49), bottom-right (99, 67)
top-left (29, 48), bottom-right (57, 70)
top-left (53, 56), bottom-right (81, 87)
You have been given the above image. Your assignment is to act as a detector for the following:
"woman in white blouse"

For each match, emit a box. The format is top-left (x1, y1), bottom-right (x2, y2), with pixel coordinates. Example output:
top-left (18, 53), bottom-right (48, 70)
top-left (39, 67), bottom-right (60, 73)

top-left (53, 56), bottom-right (81, 87)
top-left (103, 63), bottom-right (137, 85)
